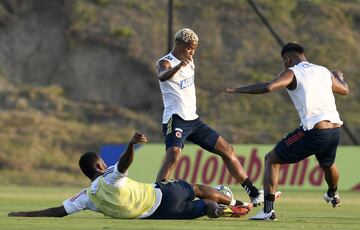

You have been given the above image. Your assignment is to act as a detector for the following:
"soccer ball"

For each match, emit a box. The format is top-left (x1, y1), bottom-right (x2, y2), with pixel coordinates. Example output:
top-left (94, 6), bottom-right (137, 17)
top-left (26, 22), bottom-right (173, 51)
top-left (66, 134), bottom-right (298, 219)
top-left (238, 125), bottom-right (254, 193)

top-left (213, 185), bottom-right (233, 200)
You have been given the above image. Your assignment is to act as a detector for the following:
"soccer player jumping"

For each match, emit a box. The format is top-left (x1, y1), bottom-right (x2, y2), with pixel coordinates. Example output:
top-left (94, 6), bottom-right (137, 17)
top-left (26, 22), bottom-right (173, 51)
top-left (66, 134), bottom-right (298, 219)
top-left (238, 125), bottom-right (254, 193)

top-left (217, 42), bottom-right (349, 220)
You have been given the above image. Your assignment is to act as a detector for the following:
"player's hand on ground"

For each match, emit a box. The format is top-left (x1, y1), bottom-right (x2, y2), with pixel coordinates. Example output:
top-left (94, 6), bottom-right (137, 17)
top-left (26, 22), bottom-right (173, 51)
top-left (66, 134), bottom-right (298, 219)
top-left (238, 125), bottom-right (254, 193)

top-left (130, 132), bottom-right (147, 145)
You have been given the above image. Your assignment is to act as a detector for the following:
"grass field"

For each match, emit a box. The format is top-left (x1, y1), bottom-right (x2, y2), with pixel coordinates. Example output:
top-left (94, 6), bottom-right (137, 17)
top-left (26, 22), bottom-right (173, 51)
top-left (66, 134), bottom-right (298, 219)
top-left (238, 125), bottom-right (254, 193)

top-left (1, 186), bottom-right (360, 230)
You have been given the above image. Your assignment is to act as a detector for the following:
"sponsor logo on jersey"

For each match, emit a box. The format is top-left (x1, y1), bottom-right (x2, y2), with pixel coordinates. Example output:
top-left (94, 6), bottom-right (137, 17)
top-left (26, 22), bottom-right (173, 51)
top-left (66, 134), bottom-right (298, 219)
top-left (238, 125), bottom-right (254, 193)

top-left (175, 131), bottom-right (182, 138)
top-left (180, 77), bottom-right (194, 89)
top-left (164, 55), bottom-right (173, 61)
top-left (301, 62), bottom-right (313, 68)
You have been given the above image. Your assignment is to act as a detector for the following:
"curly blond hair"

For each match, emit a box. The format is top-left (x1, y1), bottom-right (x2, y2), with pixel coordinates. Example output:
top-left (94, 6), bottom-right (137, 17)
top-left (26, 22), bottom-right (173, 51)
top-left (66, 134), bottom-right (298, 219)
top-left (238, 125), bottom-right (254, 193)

top-left (175, 28), bottom-right (199, 43)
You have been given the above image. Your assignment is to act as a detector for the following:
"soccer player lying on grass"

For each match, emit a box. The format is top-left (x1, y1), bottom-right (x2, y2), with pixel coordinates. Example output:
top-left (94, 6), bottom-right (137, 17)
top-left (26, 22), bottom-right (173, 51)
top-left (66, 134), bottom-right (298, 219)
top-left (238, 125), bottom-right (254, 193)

top-left (8, 132), bottom-right (253, 219)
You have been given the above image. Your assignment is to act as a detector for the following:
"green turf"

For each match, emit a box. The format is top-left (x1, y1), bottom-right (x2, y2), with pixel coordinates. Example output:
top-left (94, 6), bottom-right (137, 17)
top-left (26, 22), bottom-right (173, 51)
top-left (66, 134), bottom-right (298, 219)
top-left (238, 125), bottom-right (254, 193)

top-left (1, 186), bottom-right (360, 230)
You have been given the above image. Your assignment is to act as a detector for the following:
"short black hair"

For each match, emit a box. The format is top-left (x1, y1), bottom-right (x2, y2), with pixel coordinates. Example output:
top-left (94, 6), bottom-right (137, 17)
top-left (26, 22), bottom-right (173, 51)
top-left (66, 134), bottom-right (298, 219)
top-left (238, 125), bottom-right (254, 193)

top-left (79, 152), bottom-right (99, 179)
top-left (281, 42), bottom-right (304, 56)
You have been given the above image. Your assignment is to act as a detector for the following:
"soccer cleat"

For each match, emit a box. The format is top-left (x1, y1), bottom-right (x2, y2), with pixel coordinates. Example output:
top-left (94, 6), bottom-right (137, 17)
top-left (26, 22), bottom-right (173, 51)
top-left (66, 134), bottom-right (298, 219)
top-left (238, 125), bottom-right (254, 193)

top-left (250, 190), bottom-right (264, 207)
top-left (250, 190), bottom-right (282, 207)
top-left (249, 210), bottom-right (277, 221)
top-left (323, 192), bottom-right (341, 208)
top-left (222, 203), bottom-right (253, 217)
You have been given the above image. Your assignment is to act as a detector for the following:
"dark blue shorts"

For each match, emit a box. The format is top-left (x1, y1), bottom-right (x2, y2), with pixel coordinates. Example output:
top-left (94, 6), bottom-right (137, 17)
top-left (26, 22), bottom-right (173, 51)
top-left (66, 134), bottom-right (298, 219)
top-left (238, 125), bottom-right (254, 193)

top-left (147, 180), bottom-right (206, 219)
top-left (275, 127), bottom-right (341, 167)
top-left (162, 114), bottom-right (220, 152)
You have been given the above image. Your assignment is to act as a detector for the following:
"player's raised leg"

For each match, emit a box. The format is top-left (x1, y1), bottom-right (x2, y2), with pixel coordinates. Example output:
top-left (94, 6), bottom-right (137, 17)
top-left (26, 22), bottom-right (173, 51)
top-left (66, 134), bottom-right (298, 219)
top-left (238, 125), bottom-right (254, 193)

top-left (212, 136), bottom-right (263, 205)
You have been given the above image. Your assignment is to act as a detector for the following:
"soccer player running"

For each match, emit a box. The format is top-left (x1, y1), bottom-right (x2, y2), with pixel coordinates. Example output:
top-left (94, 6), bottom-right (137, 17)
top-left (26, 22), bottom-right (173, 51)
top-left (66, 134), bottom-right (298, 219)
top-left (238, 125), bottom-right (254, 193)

top-left (8, 132), bottom-right (253, 219)
top-left (156, 28), bottom-right (264, 205)
top-left (217, 42), bottom-right (349, 220)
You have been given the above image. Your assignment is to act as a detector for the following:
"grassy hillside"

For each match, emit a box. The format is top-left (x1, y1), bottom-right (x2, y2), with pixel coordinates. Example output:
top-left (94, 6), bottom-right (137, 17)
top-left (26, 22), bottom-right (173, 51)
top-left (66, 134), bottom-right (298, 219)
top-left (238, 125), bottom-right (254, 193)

top-left (0, 0), bottom-right (359, 185)
top-left (63, 0), bottom-right (360, 143)
top-left (0, 74), bottom-right (159, 185)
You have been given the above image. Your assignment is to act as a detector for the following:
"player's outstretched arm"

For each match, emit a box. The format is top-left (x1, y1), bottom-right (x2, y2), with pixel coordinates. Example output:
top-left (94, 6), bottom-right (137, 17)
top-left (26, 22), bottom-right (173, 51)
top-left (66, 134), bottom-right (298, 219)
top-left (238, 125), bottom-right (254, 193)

top-left (117, 132), bottom-right (147, 173)
top-left (331, 70), bottom-right (349, 95)
top-left (216, 69), bottom-right (295, 95)
top-left (8, 205), bottom-right (68, 217)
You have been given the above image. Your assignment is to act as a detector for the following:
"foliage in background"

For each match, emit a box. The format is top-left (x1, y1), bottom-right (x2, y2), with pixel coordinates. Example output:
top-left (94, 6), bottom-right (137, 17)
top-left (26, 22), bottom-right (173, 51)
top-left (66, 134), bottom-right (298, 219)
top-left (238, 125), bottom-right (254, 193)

top-left (0, 0), bottom-right (359, 185)
top-left (0, 73), bottom-right (158, 185)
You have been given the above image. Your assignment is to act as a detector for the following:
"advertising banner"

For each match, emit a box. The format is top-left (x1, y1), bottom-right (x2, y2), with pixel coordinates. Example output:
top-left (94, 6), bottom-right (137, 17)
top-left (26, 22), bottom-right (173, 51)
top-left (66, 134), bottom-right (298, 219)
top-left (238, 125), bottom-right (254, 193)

top-left (102, 144), bottom-right (360, 191)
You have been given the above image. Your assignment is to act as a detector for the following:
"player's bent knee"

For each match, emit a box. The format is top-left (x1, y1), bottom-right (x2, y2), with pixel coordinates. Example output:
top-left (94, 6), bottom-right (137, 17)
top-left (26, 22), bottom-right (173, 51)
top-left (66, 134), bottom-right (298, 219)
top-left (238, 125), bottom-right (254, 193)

top-left (264, 150), bottom-right (279, 164)
top-left (219, 144), bottom-right (235, 159)
top-left (320, 162), bottom-right (334, 170)
top-left (165, 147), bottom-right (181, 165)
top-left (264, 153), bottom-right (271, 163)
top-left (192, 184), bottom-right (199, 191)
top-left (192, 184), bottom-right (200, 196)
top-left (227, 145), bottom-right (235, 155)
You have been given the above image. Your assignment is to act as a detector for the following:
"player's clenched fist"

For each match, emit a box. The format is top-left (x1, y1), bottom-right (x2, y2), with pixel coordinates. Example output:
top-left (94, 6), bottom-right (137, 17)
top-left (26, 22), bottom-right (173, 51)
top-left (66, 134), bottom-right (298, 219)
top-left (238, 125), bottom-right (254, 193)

top-left (130, 132), bottom-right (147, 145)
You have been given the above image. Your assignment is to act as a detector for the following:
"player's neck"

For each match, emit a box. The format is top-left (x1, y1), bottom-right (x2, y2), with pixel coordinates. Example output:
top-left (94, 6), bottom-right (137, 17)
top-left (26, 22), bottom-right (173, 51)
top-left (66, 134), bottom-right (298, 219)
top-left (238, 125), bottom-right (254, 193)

top-left (171, 48), bottom-right (184, 61)
top-left (91, 171), bottom-right (104, 181)
top-left (294, 57), bottom-right (307, 65)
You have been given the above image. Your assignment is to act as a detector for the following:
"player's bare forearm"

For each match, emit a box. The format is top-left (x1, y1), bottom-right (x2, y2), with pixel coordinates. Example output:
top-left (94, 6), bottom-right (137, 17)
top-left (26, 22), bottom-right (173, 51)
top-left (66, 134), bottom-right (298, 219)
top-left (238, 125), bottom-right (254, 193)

top-left (226, 82), bottom-right (270, 94)
top-left (118, 132), bottom-right (147, 173)
top-left (118, 142), bottom-right (135, 173)
top-left (8, 206), bottom-right (68, 217)
top-left (332, 70), bottom-right (349, 95)
top-left (158, 64), bottom-right (181, 82)
top-left (157, 58), bottom-right (191, 82)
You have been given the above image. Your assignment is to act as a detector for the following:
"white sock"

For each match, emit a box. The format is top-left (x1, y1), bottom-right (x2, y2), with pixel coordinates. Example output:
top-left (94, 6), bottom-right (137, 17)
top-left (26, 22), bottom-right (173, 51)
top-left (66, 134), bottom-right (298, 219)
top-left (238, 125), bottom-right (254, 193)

top-left (230, 198), bottom-right (236, 206)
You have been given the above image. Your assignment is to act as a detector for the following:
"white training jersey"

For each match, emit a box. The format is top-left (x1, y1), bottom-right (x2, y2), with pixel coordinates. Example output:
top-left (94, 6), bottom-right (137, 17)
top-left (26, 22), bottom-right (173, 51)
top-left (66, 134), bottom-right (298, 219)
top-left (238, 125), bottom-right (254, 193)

top-left (63, 163), bottom-right (162, 218)
top-left (157, 52), bottom-right (198, 124)
top-left (287, 61), bottom-right (343, 130)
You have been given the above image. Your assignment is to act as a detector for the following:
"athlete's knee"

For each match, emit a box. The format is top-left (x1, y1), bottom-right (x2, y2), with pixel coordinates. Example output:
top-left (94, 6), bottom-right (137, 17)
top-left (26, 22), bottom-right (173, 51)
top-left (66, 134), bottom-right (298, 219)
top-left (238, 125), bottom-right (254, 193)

top-left (320, 162), bottom-right (335, 172)
top-left (192, 184), bottom-right (201, 196)
top-left (264, 152), bottom-right (271, 163)
top-left (320, 160), bottom-right (336, 169)
top-left (264, 150), bottom-right (279, 164)
top-left (219, 144), bottom-right (235, 159)
top-left (165, 147), bottom-right (182, 165)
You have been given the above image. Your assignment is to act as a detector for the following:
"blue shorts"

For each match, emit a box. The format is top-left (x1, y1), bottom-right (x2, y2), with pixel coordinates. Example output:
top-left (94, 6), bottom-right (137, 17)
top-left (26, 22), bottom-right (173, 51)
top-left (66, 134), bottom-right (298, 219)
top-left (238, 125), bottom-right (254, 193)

top-left (147, 180), bottom-right (206, 219)
top-left (162, 114), bottom-right (220, 152)
top-left (275, 127), bottom-right (341, 167)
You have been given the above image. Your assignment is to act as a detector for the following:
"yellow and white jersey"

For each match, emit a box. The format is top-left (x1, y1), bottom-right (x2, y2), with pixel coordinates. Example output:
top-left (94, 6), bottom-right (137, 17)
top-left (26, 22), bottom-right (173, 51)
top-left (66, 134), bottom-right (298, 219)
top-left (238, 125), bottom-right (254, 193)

top-left (63, 163), bottom-right (162, 218)
top-left (157, 52), bottom-right (198, 124)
